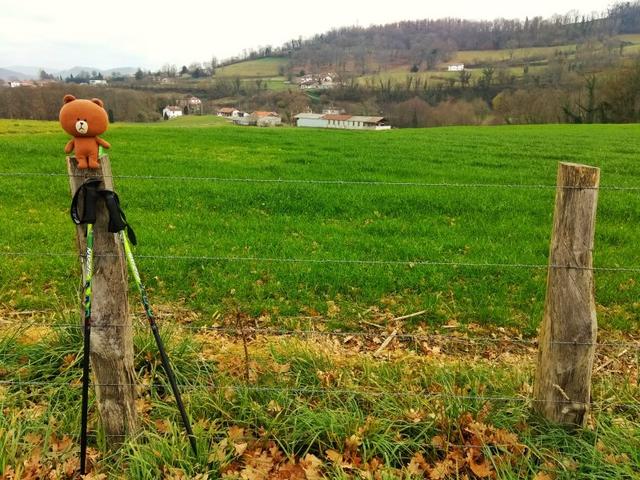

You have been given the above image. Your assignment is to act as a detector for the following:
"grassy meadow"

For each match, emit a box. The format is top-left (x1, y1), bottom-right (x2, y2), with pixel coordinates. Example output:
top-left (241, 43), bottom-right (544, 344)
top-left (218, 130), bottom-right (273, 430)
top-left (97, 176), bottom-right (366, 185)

top-left (216, 58), bottom-right (289, 78)
top-left (1, 116), bottom-right (639, 332)
top-left (0, 116), bottom-right (639, 478)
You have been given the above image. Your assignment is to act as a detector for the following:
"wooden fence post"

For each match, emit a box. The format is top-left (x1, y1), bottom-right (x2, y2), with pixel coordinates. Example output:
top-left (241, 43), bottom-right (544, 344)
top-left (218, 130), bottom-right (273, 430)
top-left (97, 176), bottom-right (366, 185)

top-left (68, 155), bottom-right (137, 446)
top-left (533, 162), bottom-right (600, 426)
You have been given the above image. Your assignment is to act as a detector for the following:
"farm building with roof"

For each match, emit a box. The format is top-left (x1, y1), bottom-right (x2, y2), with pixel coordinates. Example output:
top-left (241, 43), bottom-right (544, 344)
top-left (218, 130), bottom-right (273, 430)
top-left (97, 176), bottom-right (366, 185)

top-left (217, 107), bottom-right (243, 118)
top-left (294, 112), bottom-right (390, 130)
top-left (233, 111), bottom-right (282, 127)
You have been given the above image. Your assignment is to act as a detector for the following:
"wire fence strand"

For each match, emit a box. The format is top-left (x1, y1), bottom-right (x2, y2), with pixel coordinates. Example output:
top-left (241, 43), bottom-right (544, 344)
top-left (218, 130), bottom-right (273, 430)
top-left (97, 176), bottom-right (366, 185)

top-left (0, 380), bottom-right (637, 408)
top-left (1, 171), bottom-right (640, 190)
top-left (2, 251), bottom-right (640, 272)
top-left (83, 431), bottom-right (535, 451)
top-left (2, 322), bottom-right (639, 350)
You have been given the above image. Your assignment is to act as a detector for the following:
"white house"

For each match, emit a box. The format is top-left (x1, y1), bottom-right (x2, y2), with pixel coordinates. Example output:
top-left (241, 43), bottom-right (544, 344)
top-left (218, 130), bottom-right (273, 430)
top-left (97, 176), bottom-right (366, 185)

top-left (9, 81), bottom-right (21, 88)
top-left (89, 79), bottom-right (108, 86)
top-left (447, 64), bottom-right (465, 72)
top-left (298, 72), bottom-right (340, 90)
top-left (162, 106), bottom-right (183, 119)
top-left (218, 107), bottom-right (243, 118)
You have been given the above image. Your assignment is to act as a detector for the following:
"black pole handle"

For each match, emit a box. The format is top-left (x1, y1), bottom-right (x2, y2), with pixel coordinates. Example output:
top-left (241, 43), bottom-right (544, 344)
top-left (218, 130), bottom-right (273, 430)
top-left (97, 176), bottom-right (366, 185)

top-left (82, 187), bottom-right (99, 225)
top-left (102, 191), bottom-right (126, 233)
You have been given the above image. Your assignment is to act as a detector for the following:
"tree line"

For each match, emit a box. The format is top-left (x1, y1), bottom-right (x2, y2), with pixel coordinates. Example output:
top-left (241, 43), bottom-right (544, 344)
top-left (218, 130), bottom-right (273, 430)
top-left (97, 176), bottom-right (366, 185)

top-left (0, 84), bottom-right (176, 122)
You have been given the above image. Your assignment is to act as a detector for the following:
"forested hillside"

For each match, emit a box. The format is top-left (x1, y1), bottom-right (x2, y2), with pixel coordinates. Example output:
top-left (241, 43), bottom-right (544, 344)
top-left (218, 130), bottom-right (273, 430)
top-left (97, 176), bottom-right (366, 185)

top-left (226, 1), bottom-right (640, 74)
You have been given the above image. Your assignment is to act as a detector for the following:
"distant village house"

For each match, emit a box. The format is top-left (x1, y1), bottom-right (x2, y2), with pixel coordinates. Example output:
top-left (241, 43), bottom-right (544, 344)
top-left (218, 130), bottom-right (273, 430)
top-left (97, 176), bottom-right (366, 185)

top-left (298, 73), bottom-right (340, 90)
top-left (89, 79), bottom-right (108, 86)
top-left (254, 111), bottom-right (282, 127)
top-left (178, 96), bottom-right (202, 115)
top-left (8, 81), bottom-right (37, 88)
top-left (162, 106), bottom-right (183, 120)
top-left (233, 111), bottom-right (282, 127)
top-left (447, 64), bottom-right (465, 72)
top-left (217, 107), bottom-right (244, 118)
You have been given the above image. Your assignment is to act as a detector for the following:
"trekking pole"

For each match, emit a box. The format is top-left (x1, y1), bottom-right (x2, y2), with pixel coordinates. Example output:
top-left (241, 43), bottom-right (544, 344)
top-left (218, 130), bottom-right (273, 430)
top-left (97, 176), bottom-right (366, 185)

top-left (120, 230), bottom-right (198, 455)
top-left (80, 222), bottom-right (95, 475)
top-left (71, 178), bottom-right (101, 476)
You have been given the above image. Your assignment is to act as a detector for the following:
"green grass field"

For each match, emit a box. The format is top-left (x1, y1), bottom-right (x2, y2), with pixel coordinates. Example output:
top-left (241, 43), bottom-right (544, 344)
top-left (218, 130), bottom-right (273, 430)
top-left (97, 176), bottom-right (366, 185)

top-left (449, 44), bottom-right (577, 66)
top-left (356, 33), bottom-right (640, 86)
top-left (1, 117), bottom-right (639, 478)
top-left (1, 117), bottom-right (639, 332)
top-left (216, 58), bottom-right (289, 78)
top-left (359, 64), bottom-right (548, 86)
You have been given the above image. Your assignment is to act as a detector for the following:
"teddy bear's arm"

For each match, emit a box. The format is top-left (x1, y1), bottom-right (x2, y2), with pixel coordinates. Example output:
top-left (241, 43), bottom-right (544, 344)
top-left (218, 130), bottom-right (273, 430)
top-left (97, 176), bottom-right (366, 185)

top-left (96, 137), bottom-right (111, 149)
top-left (64, 139), bottom-right (75, 154)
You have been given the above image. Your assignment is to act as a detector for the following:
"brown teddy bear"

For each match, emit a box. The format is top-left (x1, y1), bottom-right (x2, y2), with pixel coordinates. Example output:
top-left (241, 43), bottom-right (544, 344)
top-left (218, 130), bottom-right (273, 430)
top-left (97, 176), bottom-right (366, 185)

top-left (59, 94), bottom-right (111, 169)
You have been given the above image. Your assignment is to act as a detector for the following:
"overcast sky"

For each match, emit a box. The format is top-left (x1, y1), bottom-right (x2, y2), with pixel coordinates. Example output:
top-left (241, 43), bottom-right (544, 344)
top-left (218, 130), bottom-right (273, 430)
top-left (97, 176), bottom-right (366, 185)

top-left (0, 0), bottom-right (616, 71)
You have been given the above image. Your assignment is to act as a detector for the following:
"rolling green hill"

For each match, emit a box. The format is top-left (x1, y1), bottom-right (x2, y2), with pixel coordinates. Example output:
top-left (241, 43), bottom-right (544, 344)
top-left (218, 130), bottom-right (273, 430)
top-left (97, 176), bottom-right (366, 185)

top-left (216, 57), bottom-right (289, 78)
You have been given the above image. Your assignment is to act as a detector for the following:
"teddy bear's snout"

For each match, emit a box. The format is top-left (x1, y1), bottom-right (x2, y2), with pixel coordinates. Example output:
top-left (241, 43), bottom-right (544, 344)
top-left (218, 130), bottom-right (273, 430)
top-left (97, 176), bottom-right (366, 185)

top-left (75, 120), bottom-right (88, 134)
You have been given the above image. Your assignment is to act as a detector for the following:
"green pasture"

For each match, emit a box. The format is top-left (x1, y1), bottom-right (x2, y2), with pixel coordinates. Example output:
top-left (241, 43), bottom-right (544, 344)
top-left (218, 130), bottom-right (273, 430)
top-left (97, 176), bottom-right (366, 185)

top-left (1, 117), bottom-right (639, 333)
top-left (1, 117), bottom-right (639, 479)
top-left (448, 44), bottom-right (577, 66)
top-left (356, 33), bottom-right (640, 87)
top-left (358, 64), bottom-right (548, 86)
top-left (216, 57), bottom-right (289, 78)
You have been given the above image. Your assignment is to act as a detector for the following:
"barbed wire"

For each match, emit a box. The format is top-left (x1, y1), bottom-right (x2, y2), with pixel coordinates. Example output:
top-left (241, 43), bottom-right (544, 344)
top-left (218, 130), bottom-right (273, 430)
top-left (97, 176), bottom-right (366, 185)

top-left (2, 251), bottom-right (640, 272)
top-left (0, 379), bottom-right (637, 408)
top-left (78, 431), bottom-right (535, 450)
top-left (84, 432), bottom-right (539, 451)
top-left (2, 322), bottom-right (639, 349)
top-left (1, 171), bottom-right (639, 190)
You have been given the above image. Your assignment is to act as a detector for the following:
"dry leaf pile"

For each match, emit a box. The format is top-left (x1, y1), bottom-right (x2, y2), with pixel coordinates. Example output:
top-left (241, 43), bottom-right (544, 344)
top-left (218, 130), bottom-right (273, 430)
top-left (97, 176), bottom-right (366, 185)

top-left (0, 434), bottom-right (102, 480)
top-left (406, 408), bottom-right (526, 479)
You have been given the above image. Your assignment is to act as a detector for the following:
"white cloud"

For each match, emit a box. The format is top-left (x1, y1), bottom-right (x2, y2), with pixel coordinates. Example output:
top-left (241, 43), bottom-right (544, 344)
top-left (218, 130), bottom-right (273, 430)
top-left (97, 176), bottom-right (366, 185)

top-left (0, 0), bottom-right (614, 70)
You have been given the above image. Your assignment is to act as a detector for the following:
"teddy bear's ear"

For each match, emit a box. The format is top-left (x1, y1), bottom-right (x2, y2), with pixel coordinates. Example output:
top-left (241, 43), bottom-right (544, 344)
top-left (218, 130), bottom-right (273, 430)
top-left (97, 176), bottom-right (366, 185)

top-left (91, 98), bottom-right (105, 108)
top-left (63, 94), bottom-right (76, 104)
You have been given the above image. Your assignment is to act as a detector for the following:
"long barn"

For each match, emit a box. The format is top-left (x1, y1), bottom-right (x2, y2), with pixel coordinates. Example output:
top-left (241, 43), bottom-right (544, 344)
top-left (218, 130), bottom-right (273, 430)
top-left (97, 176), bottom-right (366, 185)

top-left (295, 113), bottom-right (391, 130)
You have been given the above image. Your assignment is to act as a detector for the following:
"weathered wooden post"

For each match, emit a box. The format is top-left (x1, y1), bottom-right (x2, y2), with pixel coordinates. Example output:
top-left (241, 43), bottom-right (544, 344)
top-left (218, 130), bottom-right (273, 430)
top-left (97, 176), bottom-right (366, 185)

top-left (68, 155), bottom-right (137, 445)
top-left (534, 162), bottom-right (600, 426)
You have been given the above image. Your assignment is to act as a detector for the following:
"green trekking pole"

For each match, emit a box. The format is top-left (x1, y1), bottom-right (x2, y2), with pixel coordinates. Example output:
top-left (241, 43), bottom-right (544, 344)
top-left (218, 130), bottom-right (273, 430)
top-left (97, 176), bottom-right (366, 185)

top-left (120, 230), bottom-right (198, 455)
top-left (80, 222), bottom-right (94, 475)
